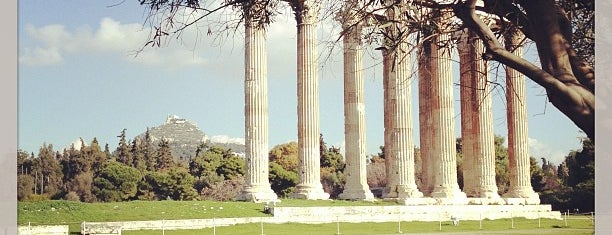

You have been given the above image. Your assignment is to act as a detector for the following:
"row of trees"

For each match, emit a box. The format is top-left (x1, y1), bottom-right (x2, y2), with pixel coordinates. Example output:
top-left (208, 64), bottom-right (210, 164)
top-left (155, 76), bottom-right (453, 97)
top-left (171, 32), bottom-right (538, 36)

top-left (17, 129), bottom-right (593, 211)
top-left (16, 129), bottom-right (244, 202)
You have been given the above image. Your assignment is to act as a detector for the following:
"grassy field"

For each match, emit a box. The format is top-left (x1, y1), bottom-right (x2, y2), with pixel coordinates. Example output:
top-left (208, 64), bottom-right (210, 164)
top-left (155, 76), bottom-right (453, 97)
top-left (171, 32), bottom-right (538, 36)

top-left (122, 218), bottom-right (594, 235)
top-left (17, 200), bottom-right (594, 234)
top-left (17, 199), bottom-right (396, 225)
top-left (18, 200), bottom-right (269, 233)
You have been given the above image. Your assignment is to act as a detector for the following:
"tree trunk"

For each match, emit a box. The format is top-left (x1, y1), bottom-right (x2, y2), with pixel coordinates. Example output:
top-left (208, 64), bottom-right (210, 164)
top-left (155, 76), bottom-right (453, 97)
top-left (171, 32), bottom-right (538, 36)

top-left (454, 0), bottom-right (594, 139)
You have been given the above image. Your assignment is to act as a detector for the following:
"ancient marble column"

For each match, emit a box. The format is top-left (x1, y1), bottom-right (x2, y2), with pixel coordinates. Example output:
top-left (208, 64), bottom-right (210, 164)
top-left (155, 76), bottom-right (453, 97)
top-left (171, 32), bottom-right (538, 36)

top-left (458, 30), bottom-right (476, 198)
top-left (382, 50), bottom-right (396, 197)
top-left (503, 30), bottom-right (540, 204)
top-left (429, 13), bottom-right (467, 204)
top-left (338, 8), bottom-right (375, 201)
top-left (381, 2), bottom-right (423, 201)
top-left (418, 34), bottom-right (434, 197)
top-left (458, 29), bottom-right (501, 202)
top-left (292, 0), bottom-right (329, 200)
top-left (237, 4), bottom-right (279, 202)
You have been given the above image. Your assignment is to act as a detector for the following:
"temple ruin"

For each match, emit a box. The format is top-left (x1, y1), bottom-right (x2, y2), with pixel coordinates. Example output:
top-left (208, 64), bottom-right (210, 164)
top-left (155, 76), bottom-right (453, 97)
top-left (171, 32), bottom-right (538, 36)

top-left (236, 0), bottom-right (540, 206)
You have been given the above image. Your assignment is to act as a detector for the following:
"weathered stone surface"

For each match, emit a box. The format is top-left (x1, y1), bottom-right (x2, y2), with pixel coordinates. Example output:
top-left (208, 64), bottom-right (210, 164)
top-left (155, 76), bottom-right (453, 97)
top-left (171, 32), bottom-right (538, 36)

top-left (458, 29), bottom-right (502, 203)
top-left (237, 5), bottom-right (278, 202)
top-left (338, 10), bottom-right (374, 201)
top-left (17, 225), bottom-right (69, 235)
top-left (80, 205), bottom-right (561, 233)
top-left (418, 34), bottom-right (434, 197)
top-left (428, 15), bottom-right (466, 204)
top-left (502, 31), bottom-right (539, 203)
top-left (381, 3), bottom-right (422, 200)
top-left (292, 0), bottom-right (329, 200)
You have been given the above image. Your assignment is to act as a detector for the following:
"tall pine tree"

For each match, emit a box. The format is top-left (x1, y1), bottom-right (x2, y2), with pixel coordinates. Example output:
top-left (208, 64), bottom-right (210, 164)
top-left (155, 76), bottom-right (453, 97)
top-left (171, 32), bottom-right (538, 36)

top-left (116, 129), bottom-right (132, 165)
top-left (156, 138), bottom-right (174, 171)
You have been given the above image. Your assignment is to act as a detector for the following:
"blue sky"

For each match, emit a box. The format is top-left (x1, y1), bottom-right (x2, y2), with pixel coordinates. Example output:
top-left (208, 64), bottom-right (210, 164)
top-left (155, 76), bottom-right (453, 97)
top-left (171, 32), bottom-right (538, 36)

top-left (17, 0), bottom-right (584, 165)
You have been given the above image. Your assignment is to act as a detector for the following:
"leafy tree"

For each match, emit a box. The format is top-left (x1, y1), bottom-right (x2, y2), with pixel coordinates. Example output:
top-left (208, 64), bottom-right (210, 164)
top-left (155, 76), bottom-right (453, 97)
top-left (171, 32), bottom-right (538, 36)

top-left (321, 146), bottom-right (345, 171)
top-left (143, 128), bottom-right (156, 171)
top-left (557, 162), bottom-right (570, 186)
top-left (67, 139), bottom-right (94, 176)
top-left (88, 138), bottom-right (107, 173)
top-left (65, 172), bottom-right (95, 202)
top-left (268, 141), bottom-right (298, 171)
top-left (189, 143), bottom-right (223, 187)
top-left (156, 138), bottom-right (174, 171)
top-left (564, 137), bottom-right (594, 212)
top-left (268, 162), bottom-right (298, 198)
top-left (319, 135), bottom-right (345, 198)
top-left (32, 144), bottom-right (63, 197)
top-left (200, 176), bottom-right (245, 201)
top-left (321, 167), bottom-right (345, 198)
top-left (541, 158), bottom-right (561, 191)
top-left (367, 154), bottom-right (386, 191)
top-left (494, 136), bottom-right (510, 194)
top-left (267, 142), bottom-right (302, 197)
top-left (167, 166), bottom-right (199, 200)
top-left (17, 174), bottom-right (35, 201)
top-left (140, 167), bottom-right (198, 200)
top-left (530, 157), bottom-right (546, 192)
top-left (115, 129), bottom-right (132, 165)
top-left (218, 153), bottom-right (245, 180)
top-left (17, 150), bottom-right (32, 175)
top-left (92, 161), bottom-right (142, 202)
top-left (131, 138), bottom-right (146, 171)
top-left (104, 143), bottom-right (112, 160)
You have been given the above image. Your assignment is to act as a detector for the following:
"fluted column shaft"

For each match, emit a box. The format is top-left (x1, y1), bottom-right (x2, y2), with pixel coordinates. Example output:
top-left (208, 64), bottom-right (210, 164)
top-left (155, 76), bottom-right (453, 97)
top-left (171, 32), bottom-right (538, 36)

top-left (503, 31), bottom-right (539, 203)
top-left (338, 9), bottom-right (374, 200)
top-left (237, 5), bottom-right (278, 202)
top-left (429, 14), bottom-right (466, 203)
top-left (381, 2), bottom-right (422, 200)
top-left (383, 50), bottom-right (395, 193)
top-left (458, 31), bottom-right (476, 197)
top-left (293, 0), bottom-right (329, 200)
top-left (418, 38), bottom-right (434, 196)
top-left (458, 29), bottom-right (499, 200)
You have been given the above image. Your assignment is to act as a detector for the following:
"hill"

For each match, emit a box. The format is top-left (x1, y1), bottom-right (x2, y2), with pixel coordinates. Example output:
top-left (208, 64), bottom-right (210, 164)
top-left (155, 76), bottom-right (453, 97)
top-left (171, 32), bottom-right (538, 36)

top-left (136, 115), bottom-right (245, 163)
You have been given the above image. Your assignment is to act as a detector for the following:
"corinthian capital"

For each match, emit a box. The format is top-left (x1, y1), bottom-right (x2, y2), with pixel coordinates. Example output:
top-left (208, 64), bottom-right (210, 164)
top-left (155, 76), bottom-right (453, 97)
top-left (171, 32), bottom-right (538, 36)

top-left (244, 0), bottom-right (274, 29)
top-left (291, 0), bottom-right (321, 25)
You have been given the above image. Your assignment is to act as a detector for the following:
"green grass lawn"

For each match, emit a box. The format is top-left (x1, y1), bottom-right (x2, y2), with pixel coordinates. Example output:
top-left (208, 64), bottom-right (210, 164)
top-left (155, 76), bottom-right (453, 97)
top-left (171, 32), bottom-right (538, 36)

top-left (18, 200), bottom-right (269, 233)
top-left (17, 199), bottom-right (396, 225)
top-left (122, 218), bottom-right (594, 235)
top-left (17, 200), bottom-right (594, 234)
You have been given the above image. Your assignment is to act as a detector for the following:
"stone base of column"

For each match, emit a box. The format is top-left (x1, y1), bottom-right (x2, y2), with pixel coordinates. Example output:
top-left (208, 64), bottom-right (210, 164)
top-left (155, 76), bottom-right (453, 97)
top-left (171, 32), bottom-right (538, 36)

top-left (503, 188), bottom-right (540, 205)
top-left (384, 185), bottom-right (424, 200)
top-left (293, 184), bottom-right (330, 200)
top-left (431, 188), bottom-right (468, 205)
top-left (338, 188), bottom-right (375, 201)
top-left (474, 189), bottom-right (502, 200)
top-left (236, 186), bottom-right (279, 203)
top-left (503, 196), bottom-right (541, 205)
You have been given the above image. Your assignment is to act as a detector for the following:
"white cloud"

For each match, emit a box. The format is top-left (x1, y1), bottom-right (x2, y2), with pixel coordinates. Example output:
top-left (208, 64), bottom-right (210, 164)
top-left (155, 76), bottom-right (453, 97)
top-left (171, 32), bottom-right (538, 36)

top-left (528, 137), bottom-right (567, 165)
top-left (19, 47), bottom-right (63, 66)
top-left (209, 135), bottom-right (245, 145)
top-left (20, 17), bottom-right (207, 68)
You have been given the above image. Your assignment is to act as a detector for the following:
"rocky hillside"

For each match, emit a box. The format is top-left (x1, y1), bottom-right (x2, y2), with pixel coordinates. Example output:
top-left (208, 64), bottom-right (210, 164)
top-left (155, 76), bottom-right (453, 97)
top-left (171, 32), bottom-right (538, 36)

top-left (136, 115), bottom-right (245, 163)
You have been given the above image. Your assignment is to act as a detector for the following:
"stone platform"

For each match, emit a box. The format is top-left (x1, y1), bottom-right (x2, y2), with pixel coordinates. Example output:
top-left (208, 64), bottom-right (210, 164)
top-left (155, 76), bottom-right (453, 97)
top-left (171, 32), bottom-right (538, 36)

top-left (270, 204), bottom-right (561, 223)
top-left (81, 204), bottom-right (561, 234)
